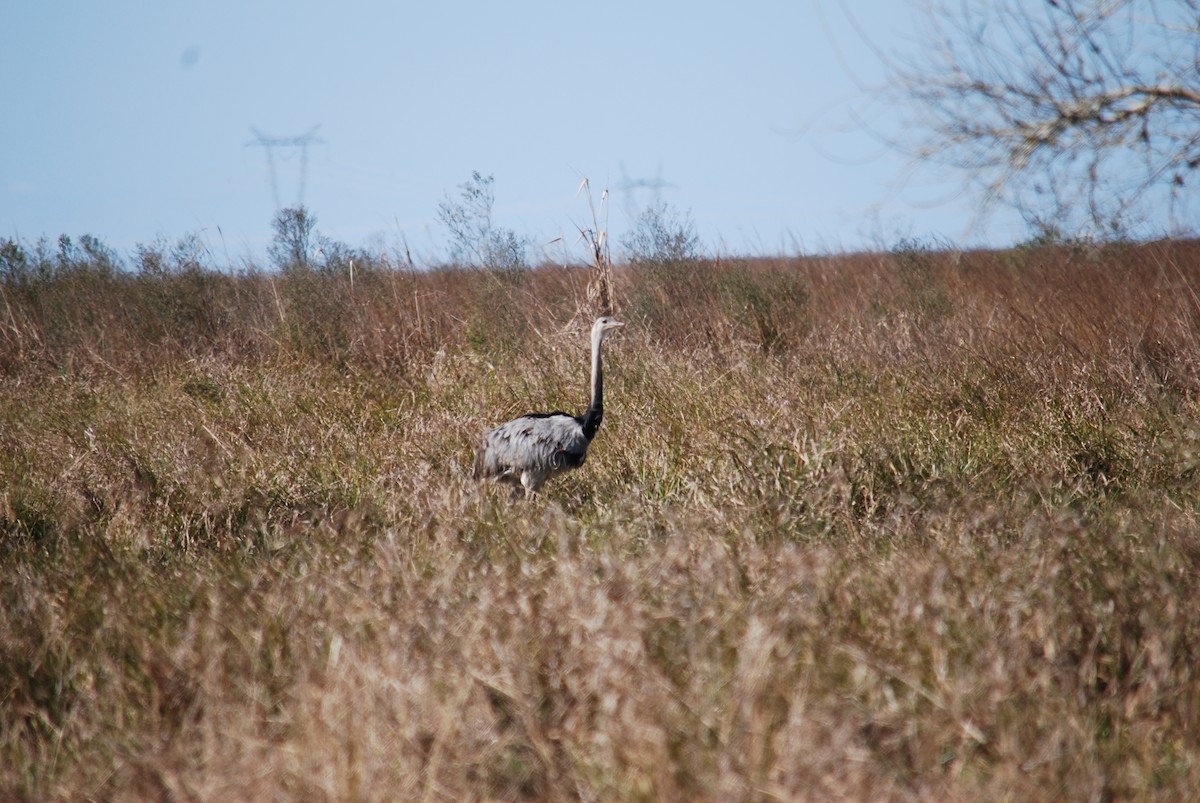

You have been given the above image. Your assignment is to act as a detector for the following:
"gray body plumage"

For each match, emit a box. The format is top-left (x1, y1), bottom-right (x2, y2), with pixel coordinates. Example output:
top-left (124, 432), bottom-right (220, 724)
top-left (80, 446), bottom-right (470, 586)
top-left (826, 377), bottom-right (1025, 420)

top-left (473, 316), bottom-right (623, 498)
top-left (473, 412), bottom-right (590, 493)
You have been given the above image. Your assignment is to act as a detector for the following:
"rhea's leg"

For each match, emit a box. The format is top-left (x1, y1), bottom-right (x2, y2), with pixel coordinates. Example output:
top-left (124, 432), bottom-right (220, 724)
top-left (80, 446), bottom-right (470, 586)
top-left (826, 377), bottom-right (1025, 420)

top-left (520, 471), bottom-right (544, 500)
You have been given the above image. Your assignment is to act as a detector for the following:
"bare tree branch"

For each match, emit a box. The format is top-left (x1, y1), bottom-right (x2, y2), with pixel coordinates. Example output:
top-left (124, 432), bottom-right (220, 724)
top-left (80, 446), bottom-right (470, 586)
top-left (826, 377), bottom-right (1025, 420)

top-left (896, 0), bottom-right (1200, 237)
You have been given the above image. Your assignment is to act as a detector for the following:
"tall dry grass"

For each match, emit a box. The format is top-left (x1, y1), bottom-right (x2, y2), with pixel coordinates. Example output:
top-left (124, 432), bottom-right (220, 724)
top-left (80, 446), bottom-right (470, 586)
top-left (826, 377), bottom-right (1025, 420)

top-left (2, 238), bottom-right (1200, 800)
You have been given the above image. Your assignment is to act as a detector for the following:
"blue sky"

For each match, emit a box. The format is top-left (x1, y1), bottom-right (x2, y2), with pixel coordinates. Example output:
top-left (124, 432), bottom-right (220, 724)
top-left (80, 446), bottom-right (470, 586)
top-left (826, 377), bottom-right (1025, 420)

top-left (1, 1), bottom-right (1026, 266)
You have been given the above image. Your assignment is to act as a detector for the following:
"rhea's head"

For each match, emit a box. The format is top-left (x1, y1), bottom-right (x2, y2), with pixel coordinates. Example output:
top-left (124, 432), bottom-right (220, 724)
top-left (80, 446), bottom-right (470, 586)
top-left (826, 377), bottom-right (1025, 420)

top-left (592, 316), bottom-right (625, 342)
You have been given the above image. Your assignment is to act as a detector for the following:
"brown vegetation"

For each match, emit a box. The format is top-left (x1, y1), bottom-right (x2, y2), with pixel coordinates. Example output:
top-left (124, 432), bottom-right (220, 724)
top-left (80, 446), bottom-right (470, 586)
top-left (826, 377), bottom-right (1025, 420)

top-left (2, 237), bottom-right (1200, 800)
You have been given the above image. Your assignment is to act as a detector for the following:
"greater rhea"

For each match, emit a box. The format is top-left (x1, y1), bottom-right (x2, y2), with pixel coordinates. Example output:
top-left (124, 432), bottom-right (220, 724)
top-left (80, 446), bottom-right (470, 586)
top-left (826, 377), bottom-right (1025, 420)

top-left (473, 316), bottom-right (624, 498)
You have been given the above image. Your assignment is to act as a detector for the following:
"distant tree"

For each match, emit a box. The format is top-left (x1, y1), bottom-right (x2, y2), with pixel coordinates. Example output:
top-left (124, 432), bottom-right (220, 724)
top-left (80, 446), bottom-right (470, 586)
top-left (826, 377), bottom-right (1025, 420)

top-left (133, 239), bottom-right (169, 276)
top-left (134, 232), bottom-right (209, 276)
top-left (896, 0), bottom-right (1200, 237)
top-left (437, 171), bottom-right (529, 271)
top-left (48, 234), bottom-right (120, 275)
top-left (621, 202), bottom-right (700, 268)
top-left (269, 206), bottom-right (317, 272)
top-left (0, 238), bottom-right (29, 281)
top-left (55, 235), bottom-right (77, 273)
top-left (78, 235), bottom-right (120, 273)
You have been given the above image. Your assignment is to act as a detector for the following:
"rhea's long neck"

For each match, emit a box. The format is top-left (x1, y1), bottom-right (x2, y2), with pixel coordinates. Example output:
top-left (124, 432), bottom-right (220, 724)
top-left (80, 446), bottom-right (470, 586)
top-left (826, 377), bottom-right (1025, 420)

top-left (580, 330), bottom-right (604, 440)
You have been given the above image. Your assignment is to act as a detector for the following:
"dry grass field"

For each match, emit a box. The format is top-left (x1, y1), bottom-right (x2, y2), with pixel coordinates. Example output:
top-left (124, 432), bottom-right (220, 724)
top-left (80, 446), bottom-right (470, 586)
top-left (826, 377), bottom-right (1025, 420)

top-left (2, 236), bottom-right (1200, 800)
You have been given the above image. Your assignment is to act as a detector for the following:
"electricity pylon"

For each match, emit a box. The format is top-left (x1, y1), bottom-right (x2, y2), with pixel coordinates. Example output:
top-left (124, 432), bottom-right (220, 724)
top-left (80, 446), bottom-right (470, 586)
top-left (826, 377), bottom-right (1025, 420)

top-left (247, 126), bottom-right (324, 211)
top-left (617, 162), bottom-right (676, 215)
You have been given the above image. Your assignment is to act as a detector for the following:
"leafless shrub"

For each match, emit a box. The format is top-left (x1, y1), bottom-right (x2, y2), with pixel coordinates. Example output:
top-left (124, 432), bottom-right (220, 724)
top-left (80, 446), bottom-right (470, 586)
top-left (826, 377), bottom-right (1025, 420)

top-left (438, 171), bottom-right (531, 272)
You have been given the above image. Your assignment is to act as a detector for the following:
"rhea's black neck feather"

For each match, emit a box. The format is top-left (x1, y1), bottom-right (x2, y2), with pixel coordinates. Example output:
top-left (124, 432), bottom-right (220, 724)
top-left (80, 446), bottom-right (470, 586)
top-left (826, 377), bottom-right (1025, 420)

top-left (580, 347), bottom-right (603, 440)
top-left (581, 387), bottom-right (602, 439)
